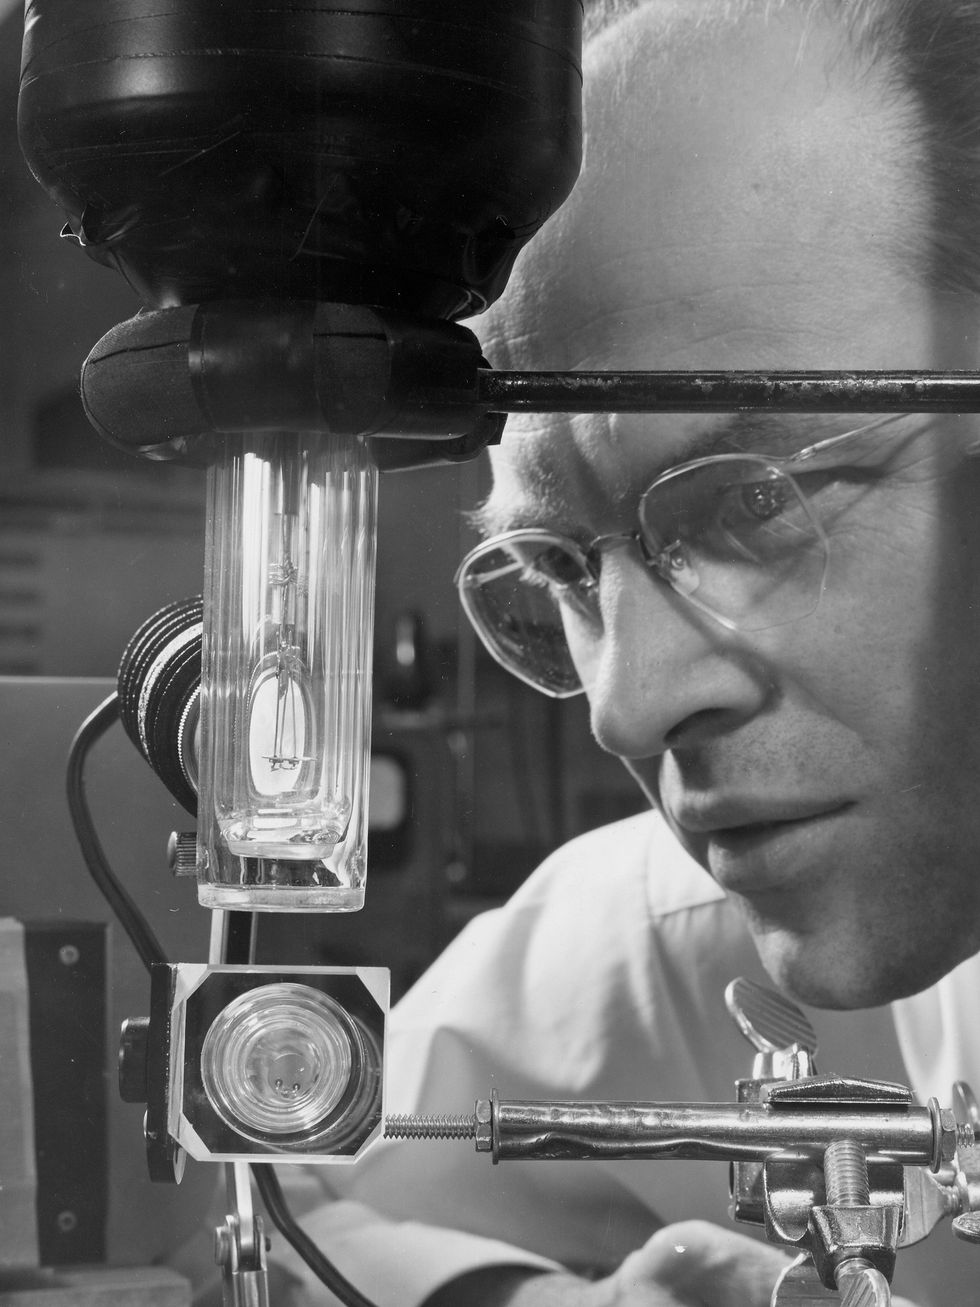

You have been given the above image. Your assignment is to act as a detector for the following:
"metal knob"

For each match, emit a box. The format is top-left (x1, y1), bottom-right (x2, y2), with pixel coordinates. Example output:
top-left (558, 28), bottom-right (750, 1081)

top-left (726, 977), bottom-right (818, 1057)
top-left (167, 830), bottom-right (198, 878)
top-left (726, 976), bottom-right (818, 1083)
top-left (769, 1257), bottom-right (891, 1305)
top-left (837, 1262), bottom-right (891, 1307)
top-left (952, 1211), bottom-right (980, 1244)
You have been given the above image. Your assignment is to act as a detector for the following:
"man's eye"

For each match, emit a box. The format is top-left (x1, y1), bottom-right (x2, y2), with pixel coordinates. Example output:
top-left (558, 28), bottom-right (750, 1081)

top-left (519, 546), bottom-right (600, 623)
top-left (729, 478), bottom-right (793, 523)
top-left (510, 542), bottom-right (587, 590)
top-left (531, 546), bottom-right (589, 587)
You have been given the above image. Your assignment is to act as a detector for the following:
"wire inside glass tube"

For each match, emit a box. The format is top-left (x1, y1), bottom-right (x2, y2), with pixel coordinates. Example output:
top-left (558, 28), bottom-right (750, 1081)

top-left (197, 431), bottom-right (378, 911)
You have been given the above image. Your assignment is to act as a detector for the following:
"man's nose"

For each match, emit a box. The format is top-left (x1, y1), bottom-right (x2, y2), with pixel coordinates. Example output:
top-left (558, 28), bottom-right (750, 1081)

top-left (585, 553), bottom-right (773, 759)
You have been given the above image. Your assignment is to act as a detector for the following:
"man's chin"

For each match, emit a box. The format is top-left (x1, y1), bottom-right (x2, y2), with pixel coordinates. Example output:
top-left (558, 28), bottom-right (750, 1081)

top-left (746, 926), bottom-right (923, 1012)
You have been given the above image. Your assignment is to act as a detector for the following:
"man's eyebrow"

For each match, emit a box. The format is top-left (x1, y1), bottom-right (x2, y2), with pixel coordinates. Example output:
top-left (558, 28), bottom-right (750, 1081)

top-left (472, 411), bottom-right (853, 538)
top-left (703, 410), bottom-right (846, 457)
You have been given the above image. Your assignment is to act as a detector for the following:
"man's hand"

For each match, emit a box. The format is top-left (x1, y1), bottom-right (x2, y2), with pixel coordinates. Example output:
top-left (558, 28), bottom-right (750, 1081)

top-left (426, 1221), bottom-right (927, 1306)
top-left (602, 1220), bottom-right (791, 1305)
top-left (425, 1220), bottom-right (792, 1306)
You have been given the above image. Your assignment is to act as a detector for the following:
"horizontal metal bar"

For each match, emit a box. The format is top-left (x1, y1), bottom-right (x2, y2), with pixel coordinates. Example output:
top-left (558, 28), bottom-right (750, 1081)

top-left (492, 1099), bottom-right (938, 1166)
top-left (477, 370), bottom-right (980, 414)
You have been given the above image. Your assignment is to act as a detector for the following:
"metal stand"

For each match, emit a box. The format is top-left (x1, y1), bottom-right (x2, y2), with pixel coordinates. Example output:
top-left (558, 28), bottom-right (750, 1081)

top-left (208, 913), bottom-right (269, 1307)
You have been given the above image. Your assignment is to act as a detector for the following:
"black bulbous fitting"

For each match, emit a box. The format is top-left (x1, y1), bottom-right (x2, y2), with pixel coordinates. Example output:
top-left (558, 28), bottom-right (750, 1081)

top-left (81, 300), bottom-right (506, 467)
top-left (19, 1), bottom-right (583, 319)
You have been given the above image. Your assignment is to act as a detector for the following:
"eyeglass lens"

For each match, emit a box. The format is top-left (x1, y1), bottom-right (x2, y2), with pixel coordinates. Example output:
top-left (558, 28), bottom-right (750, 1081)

top-left (458, 458), bottom-right (831, 697)
top-left (458, 537), bottom-right (589, 696)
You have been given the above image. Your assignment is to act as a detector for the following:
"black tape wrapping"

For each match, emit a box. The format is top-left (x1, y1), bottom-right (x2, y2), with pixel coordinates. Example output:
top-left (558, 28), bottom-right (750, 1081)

top-left (81, 301), bottom-right (503, 466)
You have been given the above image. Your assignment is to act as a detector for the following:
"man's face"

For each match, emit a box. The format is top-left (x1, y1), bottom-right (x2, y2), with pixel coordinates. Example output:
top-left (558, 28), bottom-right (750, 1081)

top-left (478, 3), bottom-right (980, 1008)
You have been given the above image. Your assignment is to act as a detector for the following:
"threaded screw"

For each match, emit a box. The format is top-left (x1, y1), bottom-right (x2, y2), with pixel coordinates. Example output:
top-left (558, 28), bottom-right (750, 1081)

top-left (824, 1138), bottom-right (870, 1205)
top-left (384, 1113), bottom-right (477, 1141)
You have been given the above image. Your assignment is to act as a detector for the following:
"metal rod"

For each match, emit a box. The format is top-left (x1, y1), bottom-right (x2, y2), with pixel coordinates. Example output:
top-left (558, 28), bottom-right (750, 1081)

top-left (477, 370), bottom-right (980, 414)
top-left (491, 1099), bottom-right (938, 1165)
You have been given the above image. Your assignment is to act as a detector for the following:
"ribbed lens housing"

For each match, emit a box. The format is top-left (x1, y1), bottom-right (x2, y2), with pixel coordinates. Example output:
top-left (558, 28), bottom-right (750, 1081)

top-left (117, 597), bottom-right (202, 815)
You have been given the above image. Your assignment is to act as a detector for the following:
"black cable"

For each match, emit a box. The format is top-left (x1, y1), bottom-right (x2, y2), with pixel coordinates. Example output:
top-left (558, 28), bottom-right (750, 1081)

top-left (65, 691), bottom-right (381, 1307)
top-left (252, 1164), bottom-right (381, 1307)
top-left (66, 691), bottom-right (168, 972)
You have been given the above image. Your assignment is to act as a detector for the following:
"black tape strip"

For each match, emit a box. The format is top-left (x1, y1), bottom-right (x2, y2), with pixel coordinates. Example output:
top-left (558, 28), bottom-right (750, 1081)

top-left (23, 922), bottom-right (108, 1265)
top-left (189, 300), bottom-right (321, 432)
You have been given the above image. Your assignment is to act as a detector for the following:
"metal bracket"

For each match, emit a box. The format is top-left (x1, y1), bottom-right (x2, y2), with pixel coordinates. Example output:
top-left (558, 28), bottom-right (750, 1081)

top-left (214, 1163), bottom-right (269, 1307)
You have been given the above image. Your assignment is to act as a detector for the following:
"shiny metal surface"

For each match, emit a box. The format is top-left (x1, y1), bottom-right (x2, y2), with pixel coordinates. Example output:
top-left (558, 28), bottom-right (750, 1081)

top-left (490, 1098), bottom-right (938, 1165)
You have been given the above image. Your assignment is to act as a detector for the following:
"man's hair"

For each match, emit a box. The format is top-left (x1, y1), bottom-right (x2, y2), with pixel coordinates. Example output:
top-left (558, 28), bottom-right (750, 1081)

top-left (582, 0), bottom-right (980, 297)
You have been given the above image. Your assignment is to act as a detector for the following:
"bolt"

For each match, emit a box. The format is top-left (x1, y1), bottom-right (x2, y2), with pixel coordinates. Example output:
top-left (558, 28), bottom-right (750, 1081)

top-left (384, 1113), bottom-right (477, 1141)
top-left (824, 1139), bottom-right (870, 1206)
top-left (56, 1210), bottom-right (78, 1233)
top-left (58, 945), bottom-right (80, 966)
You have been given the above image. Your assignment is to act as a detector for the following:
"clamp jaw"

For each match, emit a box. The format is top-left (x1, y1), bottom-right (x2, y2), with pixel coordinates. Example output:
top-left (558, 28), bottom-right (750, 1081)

top-left (726, 978), bottom-right (980, 1306)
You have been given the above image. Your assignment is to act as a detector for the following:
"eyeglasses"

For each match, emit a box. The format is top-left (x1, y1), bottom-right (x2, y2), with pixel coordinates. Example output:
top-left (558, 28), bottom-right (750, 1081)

top-left (454, 414), bottom-right (911, 697)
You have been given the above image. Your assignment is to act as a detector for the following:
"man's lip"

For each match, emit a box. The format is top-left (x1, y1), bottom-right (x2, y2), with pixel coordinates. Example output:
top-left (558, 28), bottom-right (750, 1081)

top-left (673, 800), bottom-right (852, 836)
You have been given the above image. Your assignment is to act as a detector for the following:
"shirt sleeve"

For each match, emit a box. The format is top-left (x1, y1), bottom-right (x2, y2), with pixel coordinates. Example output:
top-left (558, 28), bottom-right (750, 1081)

top-left (263, 1195), bottom-right (560, 1307)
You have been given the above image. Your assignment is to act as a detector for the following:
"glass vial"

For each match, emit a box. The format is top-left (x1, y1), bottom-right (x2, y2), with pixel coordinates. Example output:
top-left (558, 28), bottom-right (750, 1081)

top-left (197, 432), bottom-right (378, 910)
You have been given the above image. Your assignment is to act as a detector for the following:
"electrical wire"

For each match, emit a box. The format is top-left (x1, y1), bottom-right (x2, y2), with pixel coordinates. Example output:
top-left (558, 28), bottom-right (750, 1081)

top-left (66, 691), bottom-right (168, 972)
top-left (252, 1165), bottom-right (381, 1307)
top-left (65, 689), bottom-right (381, 1307)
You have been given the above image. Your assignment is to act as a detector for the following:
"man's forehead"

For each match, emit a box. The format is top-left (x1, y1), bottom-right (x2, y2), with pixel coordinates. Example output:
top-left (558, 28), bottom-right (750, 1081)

top-left (478, 2), bottom-right (928, 380)
top-left (473, 0), bottom-right (940, 537)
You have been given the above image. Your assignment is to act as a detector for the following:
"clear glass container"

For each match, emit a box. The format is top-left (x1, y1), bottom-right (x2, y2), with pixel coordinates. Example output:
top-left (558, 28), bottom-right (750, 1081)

top-left (197, 432), bottom-right (378, 910)
top-left (200, 984), bottom-right (356, 1139)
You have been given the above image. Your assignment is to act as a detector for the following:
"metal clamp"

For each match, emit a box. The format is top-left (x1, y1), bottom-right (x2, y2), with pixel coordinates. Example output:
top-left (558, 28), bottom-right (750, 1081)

top-left (214, 1163), bottom-right (269, 1307)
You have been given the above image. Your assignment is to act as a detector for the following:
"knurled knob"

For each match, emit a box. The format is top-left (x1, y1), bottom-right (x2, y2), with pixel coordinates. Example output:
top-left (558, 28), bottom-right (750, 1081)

top-left (167, 830), bottom-right (198, 878)
top-left (953, 1211), bottom-right (980, 1244)
top-left (725, 976), bottom-right (818, 1056)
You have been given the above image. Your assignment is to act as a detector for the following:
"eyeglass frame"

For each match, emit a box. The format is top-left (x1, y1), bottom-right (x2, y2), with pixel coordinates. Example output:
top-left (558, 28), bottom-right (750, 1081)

top-left (454, 412), bottom-right (916, 697)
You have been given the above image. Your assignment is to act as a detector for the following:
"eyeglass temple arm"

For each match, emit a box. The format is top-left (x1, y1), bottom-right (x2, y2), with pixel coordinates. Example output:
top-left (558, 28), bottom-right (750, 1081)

top-left (477, 369), bottom-right (980, 414)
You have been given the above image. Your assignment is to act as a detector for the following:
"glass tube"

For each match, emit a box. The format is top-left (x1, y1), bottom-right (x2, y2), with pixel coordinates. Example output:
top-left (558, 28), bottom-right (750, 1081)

top-left (197, 431), bottom-right (378, 911)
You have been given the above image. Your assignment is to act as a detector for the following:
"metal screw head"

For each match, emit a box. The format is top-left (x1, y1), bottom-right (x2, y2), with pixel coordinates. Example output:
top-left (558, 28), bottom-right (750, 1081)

top-left (952, 1211), bottom-right (980, 1244)
top-left (56, 1210), bottom-right (78, 1234)
top-left (58, 944), bottom-right (80, 966)
top-left (836, 1261), bottom-right (890, 1307)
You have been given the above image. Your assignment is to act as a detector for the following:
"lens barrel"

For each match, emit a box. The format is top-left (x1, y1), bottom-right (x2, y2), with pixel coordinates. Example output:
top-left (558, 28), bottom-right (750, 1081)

top-left (117, 597), bottom-right (203, 815)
